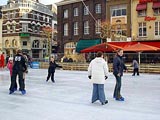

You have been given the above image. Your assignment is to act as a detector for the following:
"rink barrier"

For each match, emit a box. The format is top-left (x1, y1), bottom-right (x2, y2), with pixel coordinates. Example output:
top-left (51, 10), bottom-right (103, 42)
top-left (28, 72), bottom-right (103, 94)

top-left (39, 62), bottom-right (160, 73)
top-left (31, 62), bottom-right (40, 69)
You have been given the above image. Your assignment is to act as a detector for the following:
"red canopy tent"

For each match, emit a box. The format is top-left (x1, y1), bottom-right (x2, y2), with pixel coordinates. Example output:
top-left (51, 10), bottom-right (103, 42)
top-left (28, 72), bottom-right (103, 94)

top-left (123, 42), bottom-right (160, 64)
top-left (80, 43), bottom-right (123, 53)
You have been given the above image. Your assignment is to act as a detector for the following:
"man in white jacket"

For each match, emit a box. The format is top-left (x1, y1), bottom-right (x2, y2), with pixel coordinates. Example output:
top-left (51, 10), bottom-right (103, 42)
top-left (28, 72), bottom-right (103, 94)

top-left (88, 51), bottom-right (109, 105)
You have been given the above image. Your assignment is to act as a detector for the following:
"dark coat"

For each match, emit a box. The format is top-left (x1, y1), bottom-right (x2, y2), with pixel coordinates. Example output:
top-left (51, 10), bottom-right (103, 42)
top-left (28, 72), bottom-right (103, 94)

top-left (48, 61), bottom-right (62, 73)
top-left (13, 54), bottom-right (27, 72)
top-left (113, 55), bottom-right (127, 76)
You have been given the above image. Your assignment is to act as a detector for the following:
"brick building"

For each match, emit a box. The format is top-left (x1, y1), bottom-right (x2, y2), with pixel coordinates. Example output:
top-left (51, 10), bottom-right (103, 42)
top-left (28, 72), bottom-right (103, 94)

top-left (56, 0), bottom-right (106, 54)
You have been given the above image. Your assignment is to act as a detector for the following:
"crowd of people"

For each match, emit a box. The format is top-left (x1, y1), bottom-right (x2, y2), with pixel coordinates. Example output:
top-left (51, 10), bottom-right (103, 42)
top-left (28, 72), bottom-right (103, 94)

top-left (1, 49), bottom-right (139, 106)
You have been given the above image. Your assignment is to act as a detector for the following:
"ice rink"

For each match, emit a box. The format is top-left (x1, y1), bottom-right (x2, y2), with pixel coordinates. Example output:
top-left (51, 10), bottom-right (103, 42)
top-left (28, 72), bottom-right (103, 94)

top-left (0, 69), bottom-right (160, 120)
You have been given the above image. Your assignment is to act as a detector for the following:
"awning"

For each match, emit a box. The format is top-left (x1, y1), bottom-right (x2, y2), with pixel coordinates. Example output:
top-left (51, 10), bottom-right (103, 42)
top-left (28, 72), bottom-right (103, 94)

top-left (152, 2), bottom-right (160, 9)
top-left (76, 39), bottom-right (101, 52)
top-left (136, 4), bottom-right (147, 11)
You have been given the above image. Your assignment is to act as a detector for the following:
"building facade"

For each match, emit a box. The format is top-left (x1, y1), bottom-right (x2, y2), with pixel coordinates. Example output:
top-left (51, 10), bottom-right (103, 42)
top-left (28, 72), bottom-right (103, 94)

top-left (56, 0), bottom-right (106, 53)
top-left (132, 0), bottom-right (160, 41)
top-left (0, 6), bottom-right (2, 53)
top-left (106, 0), bottom-right (131, 42)
top-left (1, 0), bottom-right (53, 59)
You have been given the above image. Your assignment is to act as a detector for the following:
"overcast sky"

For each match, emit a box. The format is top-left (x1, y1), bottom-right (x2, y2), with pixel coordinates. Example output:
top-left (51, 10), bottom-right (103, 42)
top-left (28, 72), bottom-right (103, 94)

top-left (0, 0), bottom-right (63, 6)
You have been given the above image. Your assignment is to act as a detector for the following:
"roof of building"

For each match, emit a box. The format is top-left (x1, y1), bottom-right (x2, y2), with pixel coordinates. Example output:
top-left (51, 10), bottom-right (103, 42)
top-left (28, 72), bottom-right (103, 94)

top-left (55, 0), bottom-right (83, 6)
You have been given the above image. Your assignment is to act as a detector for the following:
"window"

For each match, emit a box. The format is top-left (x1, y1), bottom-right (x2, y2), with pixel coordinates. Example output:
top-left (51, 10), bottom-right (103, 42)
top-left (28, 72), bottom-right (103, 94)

top-left (33, 12), bottom-right (37, 19)
top-left (64, 23), bottom-right (68, 36)
top-left (153, 8), bottom-right (160, 15)
top-left (155, 21), bottom-right (160, 36)
top-left (7, 24), bottom-right (10, 33)
top-left (12, 21), bottom-right (16, 32)
top-left (12, 40), bottom-right (17, 47)
top-left (122, 9), bottom-right (126, 15)
top-left (64, 42), bottom-right (76, 48)
top-left (32, 40), bottom-right (39, 48)
top-left (84, 21), bottom-right (89, 35)
top-left (138, 10), bottom-right (146, 17)
top-left (46, 16), bottom-right (49, 23)
top-left (37, 26), bottom-right (40, 33)
top-left (95, 4), bottom-right (101, 14)
top-left (22, 12), bottom-right (28, 18)
top-left (112, 9), bottom-right (126, 17)
top-left (12, 25), bottom-right (16, 32)
top-left (23, 41), bottom-right (27, 46)
top-left (12, 11), bottom-right (16, 18)
top-left (95, 19), bottom-right (101, 34)
top-left (22, 24), bottom-right (28, 32)
top-left (111, 5), bottom-right (127, 17)
top-left (43, 15), bottom-right (45, 21)
top-left (37, 13), bottom-right (40, 20)
top-left (43, 40), bottom-right (47, 48)
top-left (74, 8), bottom-right (78, 16)
top-left (64, 9), bottom-right (68, 18)
top-left (7, 12), bottom-right (10, 19)
top-left (32, 26), bottom-right (35, 32)
top-left (84, 6), bottom-right (89, 15)
top-left (74, 22), bottom-right (78, 35)
top-left (138, 22), bottom-right (147, 37)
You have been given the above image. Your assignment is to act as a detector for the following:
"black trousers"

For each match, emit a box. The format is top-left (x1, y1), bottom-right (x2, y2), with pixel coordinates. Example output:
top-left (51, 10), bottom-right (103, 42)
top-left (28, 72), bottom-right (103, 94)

top-left (9, 70), bottom-right (25, 91)
top-left (133, 68), bottom-right (139, 76)
top-left (47, 72), bottom-right (55, 82)
top-left (113, 75), bottom-right (122, 99)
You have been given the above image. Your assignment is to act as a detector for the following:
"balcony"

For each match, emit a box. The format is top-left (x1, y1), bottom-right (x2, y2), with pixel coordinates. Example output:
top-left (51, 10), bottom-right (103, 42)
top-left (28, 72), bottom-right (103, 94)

top-left (2, 1), bottom-right (52, 16)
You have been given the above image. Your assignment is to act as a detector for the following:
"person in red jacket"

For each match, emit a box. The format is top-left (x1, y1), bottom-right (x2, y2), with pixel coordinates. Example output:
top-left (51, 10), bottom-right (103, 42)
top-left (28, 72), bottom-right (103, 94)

top-left (7, 57), bottom-right (13, 76)
top-left (0, 52), bottom-right (5, 68)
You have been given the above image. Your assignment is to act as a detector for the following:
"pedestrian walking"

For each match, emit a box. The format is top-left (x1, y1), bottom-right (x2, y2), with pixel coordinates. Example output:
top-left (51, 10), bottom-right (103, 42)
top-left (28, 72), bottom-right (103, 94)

top-left (9, 50), bottom-right (27, 95)
top-left (132, 59), bottom-right (139, 76)
top-left (88, 51), bottom-right (109, 105)
top-left (113, 49), bottom-right (127, 101)
top-left (46, 57), bottom-right (62, 83)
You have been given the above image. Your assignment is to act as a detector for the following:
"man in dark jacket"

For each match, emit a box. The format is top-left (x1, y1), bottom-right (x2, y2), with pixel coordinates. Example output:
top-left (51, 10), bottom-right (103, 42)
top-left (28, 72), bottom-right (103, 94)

top-left (9, 49), bottom-right (27, 95)
top-left (113, 49), bottom-right (127, 101)
top-left (46, 57), bottom-right (62, 83)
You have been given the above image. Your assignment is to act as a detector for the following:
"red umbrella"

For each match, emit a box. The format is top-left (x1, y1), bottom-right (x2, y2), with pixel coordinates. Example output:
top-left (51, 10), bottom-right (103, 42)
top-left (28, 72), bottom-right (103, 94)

top-left (80, 43), bottom-right (123, 53)
top-left (124, 42), bottom-right (160, 52)
top-left (124, 42), bottom-right (160, 64)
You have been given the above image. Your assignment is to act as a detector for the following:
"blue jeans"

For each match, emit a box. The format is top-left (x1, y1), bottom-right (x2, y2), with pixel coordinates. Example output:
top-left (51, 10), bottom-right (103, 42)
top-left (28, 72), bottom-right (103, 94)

top-left (113, 75), bottom-right (122, 99)
top-left (92, 84), bottom-right (106, 103)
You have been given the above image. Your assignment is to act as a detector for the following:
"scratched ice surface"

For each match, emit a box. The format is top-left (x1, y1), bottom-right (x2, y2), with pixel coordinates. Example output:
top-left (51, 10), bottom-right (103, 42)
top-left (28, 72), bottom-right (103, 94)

top-left (0, 68), bottom-right (159, 120)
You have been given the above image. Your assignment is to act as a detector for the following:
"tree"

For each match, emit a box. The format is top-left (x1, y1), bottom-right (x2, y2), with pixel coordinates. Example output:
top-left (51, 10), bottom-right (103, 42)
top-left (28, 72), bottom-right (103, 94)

top-left (42, 26), bottom-right (54, 57)
top-left (100, 21), bottom-right (113, 42)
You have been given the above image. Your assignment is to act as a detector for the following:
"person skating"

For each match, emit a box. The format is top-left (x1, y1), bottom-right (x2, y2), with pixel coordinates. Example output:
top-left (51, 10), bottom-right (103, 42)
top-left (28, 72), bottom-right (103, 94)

top-left (113, 49), bottom-right (127, 101)
top-left (88, 51), bottom-right (109, 105)
top-left (9, 50), bottom-right (27, 95)
top-left (0, 52), bottom-right (5, 69)
top-left (132, 59), bottom-right (139, 76)
top-left (46, 57), bottom-right (62, 83)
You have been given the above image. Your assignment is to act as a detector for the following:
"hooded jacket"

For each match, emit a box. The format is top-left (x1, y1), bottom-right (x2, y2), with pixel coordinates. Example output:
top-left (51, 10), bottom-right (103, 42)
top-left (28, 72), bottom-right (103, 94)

top-left (88, 57), bottom-right (109, 84)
